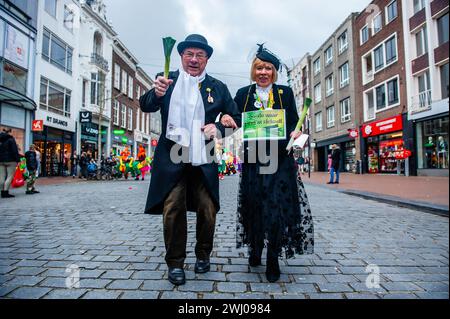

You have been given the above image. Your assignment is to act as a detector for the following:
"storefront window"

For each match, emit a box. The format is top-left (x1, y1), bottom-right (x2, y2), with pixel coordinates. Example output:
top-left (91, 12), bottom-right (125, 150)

top-left (344, 141), bottom-right (356, 172)
top-left (367, 137), bottom-right (379, 173)
top-left (379, 135), bottom-right (404, 173)
top-left (416, 117), bottom-right (449, 169)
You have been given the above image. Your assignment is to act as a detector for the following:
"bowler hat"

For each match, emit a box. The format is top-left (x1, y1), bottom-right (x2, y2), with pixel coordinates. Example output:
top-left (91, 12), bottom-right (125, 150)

top-left (256, 44), bottom-right (281, 71)
top-left (177, 34), bottom-right (214, 58)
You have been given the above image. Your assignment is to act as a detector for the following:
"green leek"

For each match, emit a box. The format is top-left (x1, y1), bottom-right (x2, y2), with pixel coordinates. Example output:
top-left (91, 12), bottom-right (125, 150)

top-left (162, 37), bottom-right (176, 78)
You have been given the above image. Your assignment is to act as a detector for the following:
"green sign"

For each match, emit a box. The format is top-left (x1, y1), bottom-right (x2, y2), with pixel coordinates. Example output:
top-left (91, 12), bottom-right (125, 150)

top-left (121, 137), bottom-right (128, 144)
top-left (242, 110), bottom-right (286, 141)
top-left (113, 129), bottom-right (126, 135)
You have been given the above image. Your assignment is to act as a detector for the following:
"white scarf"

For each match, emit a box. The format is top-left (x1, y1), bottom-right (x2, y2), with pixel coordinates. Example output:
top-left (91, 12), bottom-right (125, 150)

top-left (256, 84), bottom-right (273, 109)
top-left (166, 69), bottom-right (208, 166)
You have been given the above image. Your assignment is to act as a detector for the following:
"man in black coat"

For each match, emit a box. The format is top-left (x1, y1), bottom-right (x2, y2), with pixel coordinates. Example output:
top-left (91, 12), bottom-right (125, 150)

top-left (139, 34), bottom-right (240, 285)
top-left (0, 128), bottom-right (20, 198)
top-left (328, 144), bottom-right (342, 184)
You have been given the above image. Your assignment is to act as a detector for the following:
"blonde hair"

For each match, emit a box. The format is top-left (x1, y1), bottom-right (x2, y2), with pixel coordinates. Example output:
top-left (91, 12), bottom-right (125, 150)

top-left (250, 58), bottom-right (278, 83)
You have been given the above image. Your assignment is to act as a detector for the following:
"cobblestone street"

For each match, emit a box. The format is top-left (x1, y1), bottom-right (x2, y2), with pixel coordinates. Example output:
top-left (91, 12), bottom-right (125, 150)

top-left (0, 176), bottom-right (448, 299)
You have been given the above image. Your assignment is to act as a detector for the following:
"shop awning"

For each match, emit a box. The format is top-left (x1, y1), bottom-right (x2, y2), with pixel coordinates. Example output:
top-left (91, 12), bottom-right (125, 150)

top-left (0, 86), bottom-right (37, 111)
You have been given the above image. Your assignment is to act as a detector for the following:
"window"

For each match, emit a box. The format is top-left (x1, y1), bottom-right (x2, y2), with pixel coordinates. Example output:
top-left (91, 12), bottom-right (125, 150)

top-left (340, 98), bottom-right (351, 123)
top-left (376, 84), bottom-right (386, 111)
top-left (121, 70), bottom-right (127, 94)
top-left (45, 0), bottom-right (57, 17)
top-left (64, 5), bottom-right (74, 31)
top-left (365, 90), bottom-right (375, 121)
top-left (413, 0), bottom-right (425, 14)
top-left (2, 61), bottom-right (27, 95)
top-left (315, 112), bottom-right (323, 132)
top-left (127, 108), bottom-right (133, 130)
top-left (314, 83), bottom-right (321, 103)
top-left (361, 25), bottom-right (369, 45)
top-left (386, 1), bottom-right (397, 24)
top-left (374, 45), bottom-right (384, 71)
top-left (128, 76), bottom-right (133, 99)
top-left (338, 31), bottom-right (348, 54)
top-left (437, 13), bottom-right (449, 46)
top-left (440, 63), bottom-right (449, 99)
top-left (327, 106), bottom-right (335, 128)
top-left (40, 77), bottom-right (71, 117)
top-left (137, 85), bottom-right (141, 99)
top-left (114, 63), bottom-right (120, 90)
top-left (372, 13), bottom-right (382, 35)
top-left (387, 78), bottom-right (399, 106)
top-left (113, 101), bottom-right (119, 125)
top-left (362, 52), bottom-right (374, 84)
top-left (313, 58), bottom-right (321, 75)
top-left (418, 71), bottom-right (432, 109)
top-left (325, 46), bottom-right (333, 65)
top-left (385, 36), bottom-right (397, 65)
top-left (121, 104), bottom-right (126, 128)
top-left (90, 72), bottom-right (105, 106)
top-left (339, 62), bottom-right (349, 88)
top-left (325, 74), bottom-right (334, 96)
top-left (416, 26), bottom-right (428, 57)
top-left (42, 28), bottom-right (73, 74)
top-left (82, 79), bottom-right (87, 108)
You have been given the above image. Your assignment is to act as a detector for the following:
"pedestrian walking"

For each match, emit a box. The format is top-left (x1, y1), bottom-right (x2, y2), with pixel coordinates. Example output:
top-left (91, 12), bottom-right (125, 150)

top-left (79, 152), bottom-right (88, 179)
top-left (220, 44), bottom-right (314, 282)
top-left (0, 128), bottom-right (20, 198)
top-left (328, 144), bottom-right (341, 184)
top-left (24, 144), bottom-right (40, 195)
top-left (139, 34), bottom-right (240, 286)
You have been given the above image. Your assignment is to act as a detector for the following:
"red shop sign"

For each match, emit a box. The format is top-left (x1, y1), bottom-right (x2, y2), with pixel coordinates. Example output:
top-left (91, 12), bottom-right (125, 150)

top-left (348, 129), bottom-right (359, 138)
top-left (151, 139), bottom-right (158, 147)
top-left (362, 115), bottom-right (403, 138)
top-left (394, 149), bottom-right (412, 160)
top-left (32, 120), bottom-right (44, 132)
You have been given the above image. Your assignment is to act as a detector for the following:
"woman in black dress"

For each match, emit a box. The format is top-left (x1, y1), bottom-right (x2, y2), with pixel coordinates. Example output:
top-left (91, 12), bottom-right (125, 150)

top-left (221, 45), bottom-right (314, 282)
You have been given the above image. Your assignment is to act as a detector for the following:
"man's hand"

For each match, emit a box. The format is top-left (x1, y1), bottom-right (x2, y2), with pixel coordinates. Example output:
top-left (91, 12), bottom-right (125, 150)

top-left (220, 114), bottom-right (238, 129)
top-left (154, 76), bottom-right (173, 98)
top-left (202, 124), bottom-right (217, 140)
top-left (290, 130), bottom-right (303, 140)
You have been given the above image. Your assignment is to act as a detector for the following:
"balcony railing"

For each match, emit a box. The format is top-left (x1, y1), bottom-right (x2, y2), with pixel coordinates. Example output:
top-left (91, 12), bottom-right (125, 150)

top-left (410, 90), bottom-right (432, 114)
top-left (91, 53), bottom-right (109, 72)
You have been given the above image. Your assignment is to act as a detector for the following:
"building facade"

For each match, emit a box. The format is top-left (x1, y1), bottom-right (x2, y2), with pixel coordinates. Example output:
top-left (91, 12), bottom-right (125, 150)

top-left (355, 0), bottom-right (410, 175)
top-left (77, 0), bottom-right (116, 162)
top-left (402, 0), bottom-right (449, 176)
top-left (33, 0), bottom-right (80, 177)
top-left (311, 13), bottom-right (359, 173)
top-left (0, 0), bottom-right (38, 153)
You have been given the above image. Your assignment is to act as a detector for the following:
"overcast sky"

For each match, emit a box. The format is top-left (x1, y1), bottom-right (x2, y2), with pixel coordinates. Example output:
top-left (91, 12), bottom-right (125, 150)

top-left (103, 0), bottom-right (369, 95)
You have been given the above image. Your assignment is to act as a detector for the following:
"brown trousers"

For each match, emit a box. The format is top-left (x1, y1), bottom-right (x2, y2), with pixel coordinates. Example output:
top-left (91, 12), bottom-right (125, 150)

top-left (163, 166), bottom-right (216, 268)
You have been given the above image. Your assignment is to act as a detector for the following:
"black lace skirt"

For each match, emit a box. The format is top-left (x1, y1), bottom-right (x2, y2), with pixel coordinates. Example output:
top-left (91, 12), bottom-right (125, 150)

top-left (236, 155), bottom-right (314, 258)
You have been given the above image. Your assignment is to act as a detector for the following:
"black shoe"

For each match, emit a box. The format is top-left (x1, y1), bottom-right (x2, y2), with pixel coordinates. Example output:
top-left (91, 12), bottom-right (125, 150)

top-left (168, 268), bottom-right (186, 286)
top-left (266, 258), bottom-right (280, 283)
top-left (32, 190), bottom-right (40, 194)
top-left (26, 190), bottom-right (34, 195)
top-left (194, 259), bottom-right (210, 274)
top-left (327, 182), bottom-right (334, 184)
top-left (335, 181), bottom-right (339, 184)
top-left (1, 190), bottom-right (14, 198)
top-left (248, 254), bottom-right (262, 267)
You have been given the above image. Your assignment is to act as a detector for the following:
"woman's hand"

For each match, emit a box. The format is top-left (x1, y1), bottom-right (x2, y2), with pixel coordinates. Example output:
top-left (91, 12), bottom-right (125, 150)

top-left (220, 114), bottom-right (238, 129)
top-left (290, 130), bottom-right (302, 140)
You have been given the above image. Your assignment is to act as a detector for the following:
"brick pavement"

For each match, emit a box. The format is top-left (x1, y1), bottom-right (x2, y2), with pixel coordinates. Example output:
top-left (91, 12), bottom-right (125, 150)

top-left (0, 176), bottom-right (448, 299)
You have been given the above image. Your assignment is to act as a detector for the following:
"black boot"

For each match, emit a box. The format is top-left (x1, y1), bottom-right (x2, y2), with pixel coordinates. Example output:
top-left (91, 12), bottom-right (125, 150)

top-left (265, 249), bottom-right (280, 283)
top-left (248, 244), bottom-right (263, 267)
top-left (1, 190), bottom-right (14, 198)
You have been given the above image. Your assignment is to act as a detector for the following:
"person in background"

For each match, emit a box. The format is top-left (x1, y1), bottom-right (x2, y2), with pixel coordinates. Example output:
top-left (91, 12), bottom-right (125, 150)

top-left (0, 128), bottom-right (20, 198)
top-left (328, 144), bottom-right (341, 184)
top-left (24, 144), bottom-right (40, 195)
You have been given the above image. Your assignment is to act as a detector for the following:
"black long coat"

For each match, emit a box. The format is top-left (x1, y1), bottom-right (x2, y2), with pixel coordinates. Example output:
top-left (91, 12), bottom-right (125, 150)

top-left (139, 70), bottom-right (240, 215)
top-left (331, 148), bottom-right (341, 170)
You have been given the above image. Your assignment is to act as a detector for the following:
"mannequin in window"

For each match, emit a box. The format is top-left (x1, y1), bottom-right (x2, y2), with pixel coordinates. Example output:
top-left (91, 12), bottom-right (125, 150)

top-left (437, 136), bottom-right (448, 168)
top-left (424, 136), bottom-right (435, 168)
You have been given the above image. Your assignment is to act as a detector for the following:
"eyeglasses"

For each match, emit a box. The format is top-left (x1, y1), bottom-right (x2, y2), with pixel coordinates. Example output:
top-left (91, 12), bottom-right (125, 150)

top-left (183, 52), bottom-right (207, 60)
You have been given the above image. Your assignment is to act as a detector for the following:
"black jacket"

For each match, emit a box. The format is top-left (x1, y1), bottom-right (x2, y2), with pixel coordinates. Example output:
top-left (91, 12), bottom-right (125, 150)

top-left (331, 148), bottom-right (341, 170)
top-left (25, 150), bottom-right (38, 171)
top-left (0, 132), bottom-right (20, 163)
top-left (139, 70), bottom-right (240, 214)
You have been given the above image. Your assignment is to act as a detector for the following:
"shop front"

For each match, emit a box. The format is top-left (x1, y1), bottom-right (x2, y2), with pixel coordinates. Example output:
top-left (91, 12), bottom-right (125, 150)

top-left (80, 122), bottom-right (107, 160)
top-left (314, 134), bottom-right (357, 173)
top-left (111, 133), bottom-right (134, 157)
top-left (414, 114), bottom-right (448, 176)
top-left (361, 115), bottom-right (408, 174)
